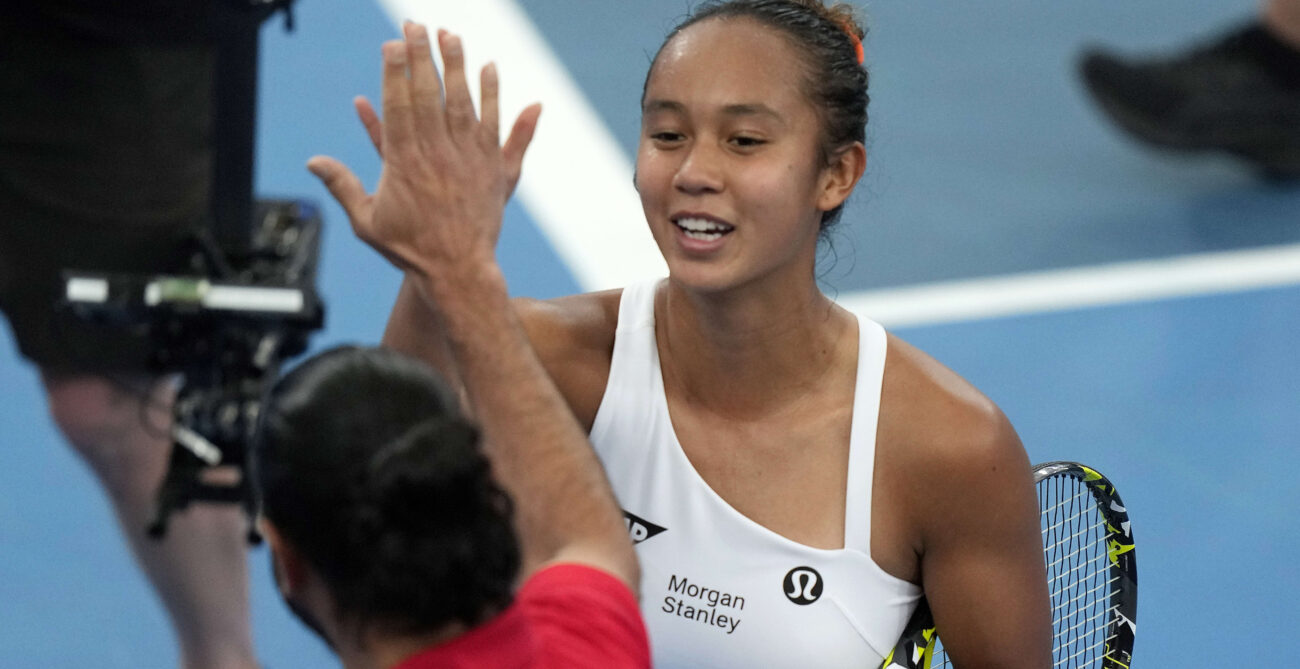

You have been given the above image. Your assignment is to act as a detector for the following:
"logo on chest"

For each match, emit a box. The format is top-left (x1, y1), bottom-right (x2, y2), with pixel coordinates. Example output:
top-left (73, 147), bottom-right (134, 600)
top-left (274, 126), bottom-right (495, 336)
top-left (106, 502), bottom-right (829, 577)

top-left (783, 566), bottom-right (824, 605)
top-left (623, 510), bottom-right (667, 544)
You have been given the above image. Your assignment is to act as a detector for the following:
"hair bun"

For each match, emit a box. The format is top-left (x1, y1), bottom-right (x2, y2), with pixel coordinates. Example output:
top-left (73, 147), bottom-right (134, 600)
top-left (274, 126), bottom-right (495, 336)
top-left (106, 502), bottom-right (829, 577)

top-left (359, 417), bottom-right (486, 534)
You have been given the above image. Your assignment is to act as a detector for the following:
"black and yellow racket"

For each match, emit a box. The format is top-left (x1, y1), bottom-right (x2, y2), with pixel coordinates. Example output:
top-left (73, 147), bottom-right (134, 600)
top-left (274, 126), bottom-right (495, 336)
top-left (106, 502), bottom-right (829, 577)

top-left (881, 461), bottom-right (1138, 668)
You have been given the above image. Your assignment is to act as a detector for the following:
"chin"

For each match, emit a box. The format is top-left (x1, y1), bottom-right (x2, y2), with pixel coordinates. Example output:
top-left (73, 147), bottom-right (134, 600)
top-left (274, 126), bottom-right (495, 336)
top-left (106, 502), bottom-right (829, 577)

top-left (665, 261), bottom-right (750, 296)
top-left (667, 253), bottom-right (821, 303)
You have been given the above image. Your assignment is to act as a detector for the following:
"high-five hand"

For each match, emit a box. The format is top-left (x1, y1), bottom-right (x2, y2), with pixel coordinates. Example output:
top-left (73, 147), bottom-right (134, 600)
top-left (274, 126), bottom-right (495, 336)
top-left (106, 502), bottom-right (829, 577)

top-left (308, 23), bottom-right (542, 279)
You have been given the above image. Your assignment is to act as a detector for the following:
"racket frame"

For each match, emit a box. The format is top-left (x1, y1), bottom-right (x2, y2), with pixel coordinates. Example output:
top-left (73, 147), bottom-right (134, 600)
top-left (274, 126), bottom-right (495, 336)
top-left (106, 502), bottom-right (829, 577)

top-left (878, 461), bottom-right (1138, 669)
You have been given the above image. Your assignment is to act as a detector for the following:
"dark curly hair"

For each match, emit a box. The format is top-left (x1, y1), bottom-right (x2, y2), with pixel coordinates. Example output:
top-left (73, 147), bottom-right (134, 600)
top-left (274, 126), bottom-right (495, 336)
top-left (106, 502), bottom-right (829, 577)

top-left (645, 0), bottom-right (870, 230)
top-left (252, 346), bottom-right (520, 635)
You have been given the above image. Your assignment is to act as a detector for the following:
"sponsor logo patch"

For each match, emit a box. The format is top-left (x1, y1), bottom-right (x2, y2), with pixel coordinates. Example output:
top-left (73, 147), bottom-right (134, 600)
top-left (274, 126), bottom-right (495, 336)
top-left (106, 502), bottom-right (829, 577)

top-left (783, 566), bottom-right (823, 605)
top-left (623, 510), bottom-right (667, 544)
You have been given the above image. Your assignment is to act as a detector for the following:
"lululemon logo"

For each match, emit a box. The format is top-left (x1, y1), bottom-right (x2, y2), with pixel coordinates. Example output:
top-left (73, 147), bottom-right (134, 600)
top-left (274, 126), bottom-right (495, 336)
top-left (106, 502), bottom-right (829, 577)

top-left (622, 510), bottom-right (667, 545)
top-left (782, 566), bottom-right (823, 605)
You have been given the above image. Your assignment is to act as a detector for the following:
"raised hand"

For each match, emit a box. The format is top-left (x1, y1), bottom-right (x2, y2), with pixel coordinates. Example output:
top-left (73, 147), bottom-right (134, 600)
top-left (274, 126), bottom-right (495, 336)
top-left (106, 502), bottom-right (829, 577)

top-left (309, 23), bottom-right (542, 279)
top-left (351, 95), bottom-right (535, 198)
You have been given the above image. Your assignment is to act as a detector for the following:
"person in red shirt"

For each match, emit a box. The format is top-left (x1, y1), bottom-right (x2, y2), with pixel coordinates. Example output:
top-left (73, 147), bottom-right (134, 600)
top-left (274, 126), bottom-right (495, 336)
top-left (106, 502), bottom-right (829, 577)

top-left (251, 22), bottom-right (649, 669)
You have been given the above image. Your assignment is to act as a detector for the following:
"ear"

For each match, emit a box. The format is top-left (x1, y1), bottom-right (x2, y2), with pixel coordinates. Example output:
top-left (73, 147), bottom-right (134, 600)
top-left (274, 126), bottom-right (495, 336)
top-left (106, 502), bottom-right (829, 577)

top-left (816, 142), bottom-right (866, 213)
top-left (261, 518), bottom-right (310, 598)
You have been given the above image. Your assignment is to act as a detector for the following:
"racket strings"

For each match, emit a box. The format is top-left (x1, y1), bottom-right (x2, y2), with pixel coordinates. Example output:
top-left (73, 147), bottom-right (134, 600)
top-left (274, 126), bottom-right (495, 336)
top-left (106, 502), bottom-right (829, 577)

top-left (1043, 534), bottom-right (1108, 580)
top-left (1052, 600), bottom-right (1119, 659)
top-left (924, 472), bottom-right (1125, 669)
top-left (1040, 476), bottom-right (1119, 668)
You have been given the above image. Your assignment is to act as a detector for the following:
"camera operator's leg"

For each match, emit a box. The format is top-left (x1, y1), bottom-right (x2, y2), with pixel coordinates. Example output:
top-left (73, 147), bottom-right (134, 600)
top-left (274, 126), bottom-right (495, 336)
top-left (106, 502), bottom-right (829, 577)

top-left (3, 10), bottom-right (275, 665)
top-left (43, 372), bottom-right (258, 669)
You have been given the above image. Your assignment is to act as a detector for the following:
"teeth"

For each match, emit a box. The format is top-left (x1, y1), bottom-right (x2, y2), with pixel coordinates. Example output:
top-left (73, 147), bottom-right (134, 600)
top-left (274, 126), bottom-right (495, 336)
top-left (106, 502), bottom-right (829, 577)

top-left (674, 217), bottom-right (733, 234)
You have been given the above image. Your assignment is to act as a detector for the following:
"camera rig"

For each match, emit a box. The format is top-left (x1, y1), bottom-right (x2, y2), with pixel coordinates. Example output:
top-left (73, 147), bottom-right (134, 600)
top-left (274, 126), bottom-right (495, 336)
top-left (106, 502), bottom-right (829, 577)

top-left (63, 199), bottom-right (324, 542)
top-left (57, 0), bottom-right (317, 543)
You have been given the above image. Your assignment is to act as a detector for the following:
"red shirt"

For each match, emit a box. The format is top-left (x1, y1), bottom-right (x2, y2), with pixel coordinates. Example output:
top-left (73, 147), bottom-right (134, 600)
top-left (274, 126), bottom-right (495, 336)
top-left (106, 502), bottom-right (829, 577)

top-left (393, 563), bottom-right (650, 669)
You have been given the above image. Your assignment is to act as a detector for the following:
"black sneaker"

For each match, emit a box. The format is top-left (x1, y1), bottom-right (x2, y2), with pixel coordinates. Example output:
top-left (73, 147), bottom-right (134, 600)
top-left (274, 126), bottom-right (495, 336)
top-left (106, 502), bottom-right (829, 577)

top-left (1079, 24), bottom-right (1300, 179)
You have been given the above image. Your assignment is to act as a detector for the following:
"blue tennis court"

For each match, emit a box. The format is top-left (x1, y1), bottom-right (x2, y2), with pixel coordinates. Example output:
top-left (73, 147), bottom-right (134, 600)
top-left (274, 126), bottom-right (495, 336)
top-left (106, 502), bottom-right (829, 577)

top-left (2, 0), bottom-right (1297, 665)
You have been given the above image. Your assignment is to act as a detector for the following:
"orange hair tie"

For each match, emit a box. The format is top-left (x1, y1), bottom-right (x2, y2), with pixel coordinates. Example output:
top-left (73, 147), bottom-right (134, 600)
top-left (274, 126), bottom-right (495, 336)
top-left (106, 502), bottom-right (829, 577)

top-left (838, 20), bottom-right (865, 65)
top-left (848, 31), bottom-right (864, 65)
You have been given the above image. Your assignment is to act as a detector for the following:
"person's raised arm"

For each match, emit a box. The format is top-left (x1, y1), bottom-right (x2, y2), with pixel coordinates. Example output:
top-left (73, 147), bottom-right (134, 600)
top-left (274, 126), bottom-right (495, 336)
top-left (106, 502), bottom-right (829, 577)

top-left (340, 80), bottom-right (536, 402)
top-left (306, 22), bottom-right (637, 592)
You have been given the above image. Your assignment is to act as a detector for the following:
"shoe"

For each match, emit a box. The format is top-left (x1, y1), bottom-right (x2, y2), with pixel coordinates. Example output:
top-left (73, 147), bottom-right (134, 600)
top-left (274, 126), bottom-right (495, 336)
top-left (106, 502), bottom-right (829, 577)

top-left (1079, 24), bottom-right (1300, 179)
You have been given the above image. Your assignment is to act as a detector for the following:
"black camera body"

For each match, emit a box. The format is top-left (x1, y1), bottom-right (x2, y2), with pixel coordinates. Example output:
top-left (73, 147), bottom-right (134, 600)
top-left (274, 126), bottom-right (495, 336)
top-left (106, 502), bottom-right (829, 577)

top-left (39, 0), bottom-right (314, 543)
top-left (63, 198), bottom-right (325, 541)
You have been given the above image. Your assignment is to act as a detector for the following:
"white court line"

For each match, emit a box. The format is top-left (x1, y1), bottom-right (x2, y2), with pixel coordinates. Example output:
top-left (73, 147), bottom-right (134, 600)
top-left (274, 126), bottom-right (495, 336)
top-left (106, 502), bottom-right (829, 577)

top-left (838, 243), bottom-right (1300, 328)
top-left (375, 0), bottom-right (667, 290)
top-left (374, 1), bottom-right (1300, 327)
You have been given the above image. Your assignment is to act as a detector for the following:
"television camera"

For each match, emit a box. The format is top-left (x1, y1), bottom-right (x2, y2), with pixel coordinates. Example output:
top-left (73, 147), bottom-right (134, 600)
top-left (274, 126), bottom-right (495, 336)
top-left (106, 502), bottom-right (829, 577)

top-left (59, 0), bottom-right (322, 542)
top-left (63, 199), bottom-right (324, 541)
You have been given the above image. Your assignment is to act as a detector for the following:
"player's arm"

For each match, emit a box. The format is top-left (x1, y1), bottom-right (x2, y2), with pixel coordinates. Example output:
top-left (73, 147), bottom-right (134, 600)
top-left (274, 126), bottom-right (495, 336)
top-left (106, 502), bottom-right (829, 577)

top-left (382, 276), bottom-right (615, 431)
top-left (919, 410), bottom-right (1051, 668)
top-left (884, 339), bottom-right (1051, 668)
top-left (383, 276), bottom-right (463, 392)
top-left (307, 23), bottom-right (637, 592)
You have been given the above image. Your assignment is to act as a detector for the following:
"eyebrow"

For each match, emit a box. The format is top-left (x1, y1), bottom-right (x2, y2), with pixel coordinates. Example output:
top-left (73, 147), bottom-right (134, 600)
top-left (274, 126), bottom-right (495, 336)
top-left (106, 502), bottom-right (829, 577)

top-left (642, 99), bottom-right (785, 123)
top-left (642, 99), bottom-right (686, 115)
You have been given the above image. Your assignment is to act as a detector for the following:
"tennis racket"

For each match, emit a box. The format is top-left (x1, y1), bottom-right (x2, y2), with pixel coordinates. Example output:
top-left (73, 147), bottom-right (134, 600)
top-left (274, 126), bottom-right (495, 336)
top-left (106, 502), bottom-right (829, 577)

top-left (880, 461), bottom-right (1138, 668)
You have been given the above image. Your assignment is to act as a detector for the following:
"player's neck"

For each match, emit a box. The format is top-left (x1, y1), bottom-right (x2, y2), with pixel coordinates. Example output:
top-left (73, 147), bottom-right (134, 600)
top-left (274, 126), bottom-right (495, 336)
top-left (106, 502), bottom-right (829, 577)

top-left (658, 276), bottom-right (853, 418)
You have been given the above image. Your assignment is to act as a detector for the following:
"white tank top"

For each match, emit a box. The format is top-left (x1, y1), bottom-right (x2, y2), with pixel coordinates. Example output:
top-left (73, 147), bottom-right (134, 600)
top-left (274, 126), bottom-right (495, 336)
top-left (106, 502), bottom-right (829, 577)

top-left (589, 279), bottom-right (923, 669)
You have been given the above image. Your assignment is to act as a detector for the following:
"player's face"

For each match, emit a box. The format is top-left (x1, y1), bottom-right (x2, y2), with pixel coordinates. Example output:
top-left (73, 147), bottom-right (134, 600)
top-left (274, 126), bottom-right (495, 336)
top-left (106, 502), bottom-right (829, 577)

top-left (636, 18), bottom-right (841, 293)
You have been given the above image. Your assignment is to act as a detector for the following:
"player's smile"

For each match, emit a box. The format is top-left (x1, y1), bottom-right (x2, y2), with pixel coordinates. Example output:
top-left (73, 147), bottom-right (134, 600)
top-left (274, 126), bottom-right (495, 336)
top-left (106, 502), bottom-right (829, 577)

top-left (670, 213), bottom-right (735, 254)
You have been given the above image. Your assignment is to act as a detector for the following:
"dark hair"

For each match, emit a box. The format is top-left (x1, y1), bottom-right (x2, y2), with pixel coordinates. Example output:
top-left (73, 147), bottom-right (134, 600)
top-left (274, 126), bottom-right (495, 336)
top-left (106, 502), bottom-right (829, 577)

top-left (646, 0), bottom-right (870, 229)
top-left (252, 346), bottom-right (520, 634)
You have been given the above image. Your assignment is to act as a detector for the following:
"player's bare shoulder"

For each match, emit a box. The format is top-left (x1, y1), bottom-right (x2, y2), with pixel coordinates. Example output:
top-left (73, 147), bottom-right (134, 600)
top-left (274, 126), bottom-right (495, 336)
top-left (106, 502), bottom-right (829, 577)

top-left (879, 334), bottom-right (1018, 464)
top-left (512, 289), bottom-right (622, 429)
top-left (877, 334), bottom-right (1031, 513)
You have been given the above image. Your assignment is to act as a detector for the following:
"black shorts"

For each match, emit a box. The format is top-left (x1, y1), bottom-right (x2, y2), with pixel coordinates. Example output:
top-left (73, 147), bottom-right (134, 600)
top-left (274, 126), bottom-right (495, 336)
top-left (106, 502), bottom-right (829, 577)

top-left (0, 20), bottom-right (214, 373)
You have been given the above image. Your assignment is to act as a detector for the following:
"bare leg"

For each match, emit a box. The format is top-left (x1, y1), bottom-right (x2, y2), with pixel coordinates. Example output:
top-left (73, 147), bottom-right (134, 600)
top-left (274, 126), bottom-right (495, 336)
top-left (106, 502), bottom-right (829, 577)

top-left (1263, 0), bottom-right (1300, 47)
top-left (43, 372), bottom-right (257, 669)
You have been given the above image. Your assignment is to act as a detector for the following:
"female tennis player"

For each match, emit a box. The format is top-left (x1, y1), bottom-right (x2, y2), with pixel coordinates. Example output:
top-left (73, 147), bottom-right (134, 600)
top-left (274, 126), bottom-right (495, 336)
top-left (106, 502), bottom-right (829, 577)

top-left (310, 2), bottom-right (1052, 667)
